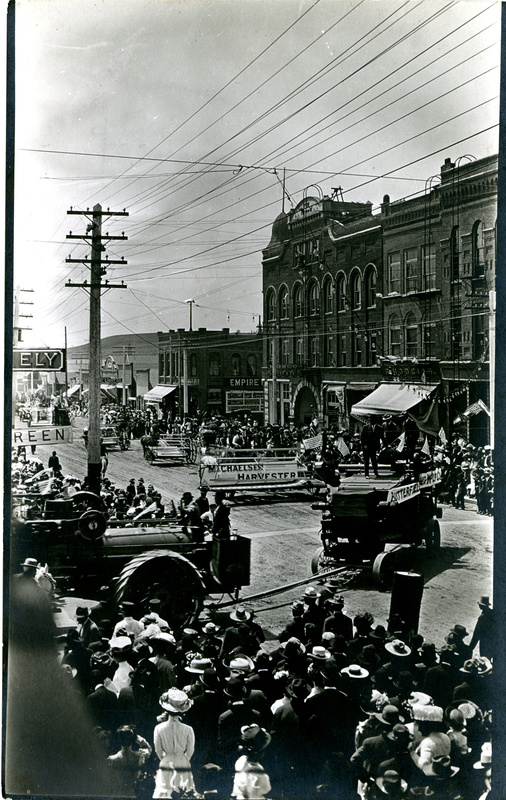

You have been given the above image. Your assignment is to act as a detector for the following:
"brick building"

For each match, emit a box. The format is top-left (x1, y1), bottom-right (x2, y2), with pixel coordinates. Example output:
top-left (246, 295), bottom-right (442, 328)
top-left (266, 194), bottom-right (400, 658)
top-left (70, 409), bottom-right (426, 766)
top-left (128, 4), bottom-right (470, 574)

top-left (262, 154), bottom-right (496, 444)
top-left (156, 328), bottom-right (263, 420)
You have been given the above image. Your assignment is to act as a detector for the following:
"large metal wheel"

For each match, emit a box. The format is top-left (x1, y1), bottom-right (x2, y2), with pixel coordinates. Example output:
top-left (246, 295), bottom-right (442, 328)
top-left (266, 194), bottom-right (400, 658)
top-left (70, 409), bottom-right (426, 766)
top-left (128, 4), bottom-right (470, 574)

top-left (72, 491), bottom-right (107, 514)
top-left (372, 550), bottom-right (395, 590)
top-left (310, 546), bottom-right (338, 576)
top-left (78, 510), bottom-right (107, 540)
top-left (425, 519), bottom-right (441, 558)
top-left (114, 550), bottom-right (205, 631)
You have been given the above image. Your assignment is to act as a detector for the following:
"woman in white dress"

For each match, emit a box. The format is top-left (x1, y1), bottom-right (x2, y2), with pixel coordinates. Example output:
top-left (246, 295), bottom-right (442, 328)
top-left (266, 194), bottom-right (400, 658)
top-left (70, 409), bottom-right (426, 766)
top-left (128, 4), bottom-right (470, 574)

top-left (153, 688), bottom-right (195, 798)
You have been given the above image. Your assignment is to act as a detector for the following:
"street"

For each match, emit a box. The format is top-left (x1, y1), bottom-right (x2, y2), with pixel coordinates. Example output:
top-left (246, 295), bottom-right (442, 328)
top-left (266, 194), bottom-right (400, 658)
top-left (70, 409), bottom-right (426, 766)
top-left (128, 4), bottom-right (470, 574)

top-left (41, 416), bottom-right (492, 649)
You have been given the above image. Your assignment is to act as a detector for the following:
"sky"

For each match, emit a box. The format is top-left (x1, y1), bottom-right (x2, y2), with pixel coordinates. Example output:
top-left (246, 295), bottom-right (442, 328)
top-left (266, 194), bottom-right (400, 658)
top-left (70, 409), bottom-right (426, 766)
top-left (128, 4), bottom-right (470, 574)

top-left (13, 0), bottom-right (501, 349)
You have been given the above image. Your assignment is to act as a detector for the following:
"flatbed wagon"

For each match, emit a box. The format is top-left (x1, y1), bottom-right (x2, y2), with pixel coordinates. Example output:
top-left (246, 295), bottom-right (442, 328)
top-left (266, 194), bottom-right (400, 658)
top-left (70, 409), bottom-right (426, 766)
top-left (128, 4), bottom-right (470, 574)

top-left (311, 466), bottom-right (443, 588)
top-left (144, 434), bottom-right (194, 465)
top-left (198, 447), bottom-right (325, 498)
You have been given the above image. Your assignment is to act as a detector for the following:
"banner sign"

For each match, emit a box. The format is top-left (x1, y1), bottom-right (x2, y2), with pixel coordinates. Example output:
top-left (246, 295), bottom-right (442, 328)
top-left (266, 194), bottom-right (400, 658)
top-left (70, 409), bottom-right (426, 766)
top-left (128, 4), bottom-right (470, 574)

top-left (13, 349), bottom-right (66, 371)
top-left (200, 457), bottom-right (308, 488)
top-left (12, 426), bottom-right (73, 446)
top-left (226, 391), bottom-right (264, 413)
top-left (227, 377), bottom-right (262, 389)
top-left (387, 468), bottom-right (442, 504)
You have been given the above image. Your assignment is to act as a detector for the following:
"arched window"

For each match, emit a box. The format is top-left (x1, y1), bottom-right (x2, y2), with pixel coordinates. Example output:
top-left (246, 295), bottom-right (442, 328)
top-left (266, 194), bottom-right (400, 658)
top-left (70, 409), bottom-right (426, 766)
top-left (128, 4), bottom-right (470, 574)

top-left (231, 354), bottom-right (241, 376)
top-left (246, 354), bottom-right (257, 375)
top-left (189, 353), bottom-right (197, 377)
top-left (336, 274), bottom-right (347, 312)
top-left (279, 287), bottom-right (289, 319)
top-left (405, 312), bottom-right (418, 357)
top-left (308, 281), bottom-right (320, 316)
top-left (266, 289), bottom-right (276, 321)
top-left (323, 277), bottom-right (333, 314)
top-left (351, 271), bottom-right (361, 309)
top-left (365, 267), bottom-right (376, 308)
top-left (472, 220), bottom-right (484, 277)
top-left (209, 353), bottom-right (221, 376)
top-left (389, 315), bottom-right (401, 357)
top-left (294, 284), bottom-right (303, 318)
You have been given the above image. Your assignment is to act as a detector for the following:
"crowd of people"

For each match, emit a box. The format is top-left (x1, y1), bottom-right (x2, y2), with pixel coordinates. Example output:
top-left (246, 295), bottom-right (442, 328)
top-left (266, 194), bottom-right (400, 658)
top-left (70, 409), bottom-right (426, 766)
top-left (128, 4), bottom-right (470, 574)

top-left (11, 557), bottom-right (494, 800)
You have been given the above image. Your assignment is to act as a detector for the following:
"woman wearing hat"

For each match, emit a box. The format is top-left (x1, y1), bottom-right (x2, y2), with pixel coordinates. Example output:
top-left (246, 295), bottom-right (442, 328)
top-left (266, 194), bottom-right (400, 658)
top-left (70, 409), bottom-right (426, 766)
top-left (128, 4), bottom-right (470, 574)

top-left (410, 705), bottom-right (452, 777)
top-left (153, 688), bottom-right (195, 796)
top-left (232, 724), bottom-right (272, 799)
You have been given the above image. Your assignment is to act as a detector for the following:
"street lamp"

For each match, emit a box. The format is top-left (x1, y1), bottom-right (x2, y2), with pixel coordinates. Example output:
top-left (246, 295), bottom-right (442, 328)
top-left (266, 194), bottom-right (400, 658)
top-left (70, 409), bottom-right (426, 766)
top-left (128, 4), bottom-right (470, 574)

top-left (186, 299), bottom-right (195, 332)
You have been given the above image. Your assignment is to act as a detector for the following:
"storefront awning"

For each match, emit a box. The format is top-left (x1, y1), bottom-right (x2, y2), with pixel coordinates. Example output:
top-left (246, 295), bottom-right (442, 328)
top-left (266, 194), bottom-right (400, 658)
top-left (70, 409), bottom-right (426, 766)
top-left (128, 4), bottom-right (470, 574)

top-left (144, 385), bottom-right (177, 402)
top-left (350, 382), bottom-right (438, 417)
top-left (66, 384), bottom-right (81, 397)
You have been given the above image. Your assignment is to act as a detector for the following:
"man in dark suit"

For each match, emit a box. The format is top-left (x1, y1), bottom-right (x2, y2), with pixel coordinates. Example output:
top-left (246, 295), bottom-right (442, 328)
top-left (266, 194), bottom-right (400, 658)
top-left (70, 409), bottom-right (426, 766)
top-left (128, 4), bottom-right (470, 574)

top-left (423, 646), bottom-right (458, 708)
top-left (212, 490), bottom-right (231, 539)
top-left (360, 418), bottom-right (384, 478)
top-left (218, 678), bottom-right (261, 791)
top-left (76, 607), bottom-right (101, 650)
top-left (86, 668), bottom-right (119, 731)
top-left (186, 668), bottom-right (226, 782)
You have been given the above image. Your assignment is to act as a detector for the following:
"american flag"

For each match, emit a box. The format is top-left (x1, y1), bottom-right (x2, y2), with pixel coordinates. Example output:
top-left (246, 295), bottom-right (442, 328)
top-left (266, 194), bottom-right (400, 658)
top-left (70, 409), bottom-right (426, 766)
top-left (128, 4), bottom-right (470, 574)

top-left (421, 437), bottom-right (431, 456)
top-left (438, 427), bottom-right (447, 444)
top-left (302, 433), bottom-right (323, 450)
top-left (396, 432), bottom-right (406, 453)
top-left (336, 437), bottom-right (350, 457)
top-left (463, 401), bottom-right (486, 418)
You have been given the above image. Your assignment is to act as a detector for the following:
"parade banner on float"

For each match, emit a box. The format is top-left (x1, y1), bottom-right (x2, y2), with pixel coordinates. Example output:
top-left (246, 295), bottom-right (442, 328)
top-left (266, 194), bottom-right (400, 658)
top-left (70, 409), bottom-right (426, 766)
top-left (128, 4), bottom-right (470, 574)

top-left (387, 468), bottom-right (442, 504)
top-left (12, 426), bottom-right (73, 446)
top-left (200, 457), bottom-right (309, 489)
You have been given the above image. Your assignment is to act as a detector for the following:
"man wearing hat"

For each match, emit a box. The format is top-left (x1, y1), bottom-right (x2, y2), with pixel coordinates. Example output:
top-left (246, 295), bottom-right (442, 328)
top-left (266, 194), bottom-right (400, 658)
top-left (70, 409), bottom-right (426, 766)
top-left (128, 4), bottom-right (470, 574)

top-left (217, 677), bottom-right (261, 778)
top-left (469, 596), bottom-right (494, 660)
top-left (271, 678), bottom-right (314, 799)
top-left (185, 668), bottom-right (226, 788)
top-left (422, 647), bottom-right (458, 709)
top-left (212, 489), bottom-right (231, 540)
top-left (351, 722), bottom-right (407, 793)
top-left (75, 606), bottom-right (101, 650)
top-left (323, 594), bottom-right (354, 640)
top-left (179, 491), bottom-right (205, 543)
top-left (199, 621), bottom-right (223, 658)
top-left (279, 600), bottom-right (305, 643)
top-left (149, 634), bottom-right (177, 692)
top-left (140, 598), bottom-right (169, 631)
top-left (112, 601), bottom-right (143, 639)
top-left (109, 636), bottom-right (135, 694)
top-left (302, 586), bottom-right (326, 635)
top-left (445, 624), bottom-right (472, 667)
top-left (195, 485), bottom-right (210, 516)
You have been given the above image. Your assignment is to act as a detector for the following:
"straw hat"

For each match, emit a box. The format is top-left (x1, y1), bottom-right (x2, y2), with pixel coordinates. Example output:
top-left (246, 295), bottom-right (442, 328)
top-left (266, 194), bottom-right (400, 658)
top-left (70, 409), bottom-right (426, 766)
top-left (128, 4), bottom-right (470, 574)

top-left (376, 770), bottom-right (408, 796)
top-left (225, 654), bottom-right (254, 673)
top-left (341, 664), bottom-right (369, 679)
top-left (384, 639), bottom-right (411, 657)
top-left (308, 645), bottom-right (331, 662)
top-left (230, 607), bottom-right (252, 622)
top-left (185, 657), bottom-right (214, 674)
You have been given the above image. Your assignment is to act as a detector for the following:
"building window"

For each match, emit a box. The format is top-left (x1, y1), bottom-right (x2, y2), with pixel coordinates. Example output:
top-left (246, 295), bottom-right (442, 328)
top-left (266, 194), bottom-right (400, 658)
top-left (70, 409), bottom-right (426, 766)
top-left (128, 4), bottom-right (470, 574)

top-left (472, 220), bottom-right (484, 277)
top-left (296, 338), bottom-right (304, 365)
top-left (189, 353), bottom-right (198, 377)
top-left (309, 282), bottom-right (320, 316)
top-left (351, 272), bottom-right (361, 309)
top-left (404, 248), bottom-right (418, 293)
top-left (294, 284), bottom-right (303, 318)
top-left (325, 335), bottom-right (335, 366)
top-left (422, 243), bottom-right (436, 290)
top-left (310, 337), bottom-right (320, 367)
top-left (279, 287), bottom-right (289, 319)
top-left (365, 268), bottom-right (376, 308)
top-left (352, 329), bottom-right (362, 366)
top-left (323, 277), bottom-right (333, 314)
top-left (266, 289), bottom-right (276, 321)
top-left (231, 354), bottom-right (241, 376)
top-left (389, 316), bottom-right (401, 357)
top-left (423, 323), bottom-right (434, 358)
top-left (405, 313), bottom-right (418, 357)
top-left (337, 274), bottom-right (347, 312)
top-left (387, 252), bottom-right (401, 294)
top-left (450, 226), bottom-right (459, 281)
top-left (246, 354), bottom-right (257, 375)
top-left (209, 353), bottom-right (221, 376)
top-left (367, 332), bottom-right (377, 366)
top-left (295, 240), bottom-right (320, 267)
top-left (339, 334), bottom-right (347, 366)
top-left (281, 339), bottom-right (290, 365)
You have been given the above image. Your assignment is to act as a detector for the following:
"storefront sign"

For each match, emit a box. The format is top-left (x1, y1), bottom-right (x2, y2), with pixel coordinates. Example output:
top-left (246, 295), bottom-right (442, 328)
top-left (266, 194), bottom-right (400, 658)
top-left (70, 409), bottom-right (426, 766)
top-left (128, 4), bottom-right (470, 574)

top-left (12, 426), bottom-right (73, 446)
top-left (227, 377), bottom-right (262, 388)
top-left (226, 391), bottom-right (264, 413)
top-left (380, 359), bottom-right (440, 383)
top-left (13, 349), bottom-right (66, 371)
top-left (201, 458), bottom-right (306, 488)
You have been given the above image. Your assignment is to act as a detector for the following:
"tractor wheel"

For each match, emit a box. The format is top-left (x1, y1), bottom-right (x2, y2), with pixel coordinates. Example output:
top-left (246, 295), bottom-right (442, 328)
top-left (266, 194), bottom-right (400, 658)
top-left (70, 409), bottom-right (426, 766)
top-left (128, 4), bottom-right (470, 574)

top-left (425, 519), bottom-right (441, 558)
top-left (372, 550), bottom-right (395, 590)
top-left (72, 491), bottom-right (107, 514)
top-left (114, 550), bottom-right (205, 632)
top-left (78, 510), bottom-right (107, 541)
top-left (310, 546), bottom-right (337, 576)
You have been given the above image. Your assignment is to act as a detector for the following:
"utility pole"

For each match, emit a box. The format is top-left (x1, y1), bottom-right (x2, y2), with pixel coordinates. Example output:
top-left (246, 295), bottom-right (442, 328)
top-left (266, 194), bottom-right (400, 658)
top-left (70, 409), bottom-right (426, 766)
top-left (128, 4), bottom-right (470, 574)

top-left (65, 203), bottom-right (128, 493)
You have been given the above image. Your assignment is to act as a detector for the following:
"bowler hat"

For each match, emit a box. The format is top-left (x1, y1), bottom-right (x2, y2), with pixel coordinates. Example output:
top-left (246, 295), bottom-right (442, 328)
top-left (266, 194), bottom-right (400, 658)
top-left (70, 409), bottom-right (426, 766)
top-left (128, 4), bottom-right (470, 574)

top-left (478, 596), bottom-right (491, 608)
top-left (76, 606), bottom-right (90, 619)
top-left (372, 704), bottom-right (403, 726)
top-left (452, 624), bottom-right (468, 638)
top-left (387, 723), bottom-right (414, 743)
top-left (224, 677), bottom-right (249, 699)
top-left (186, 657), bottom-right (213, 674)
top-left (303, 586), bottom-right (320, 601)
top-left (200, 668), bottom-right (220, 691)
